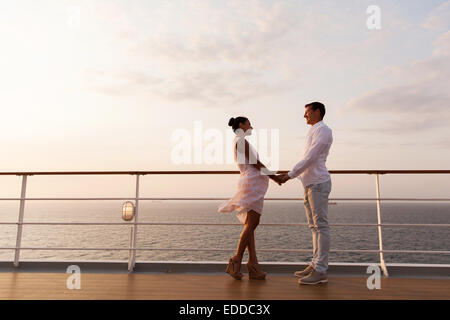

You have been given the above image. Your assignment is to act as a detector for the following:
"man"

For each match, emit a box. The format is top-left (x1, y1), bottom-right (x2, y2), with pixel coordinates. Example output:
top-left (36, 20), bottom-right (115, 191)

top-left (277, 102), bottom-right (333, 285)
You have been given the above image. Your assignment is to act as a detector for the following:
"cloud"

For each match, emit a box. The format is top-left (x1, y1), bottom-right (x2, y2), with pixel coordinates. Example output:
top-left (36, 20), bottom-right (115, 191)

top-left (84, 0), bottom-right (440, 109)
top-left (85, 70), bottom-right (163, 96)
top-left (427, 139), bottom-right (450, 149)
top-left (421, 0), bottom-right (450, 31)
top-left (138, 0), bottom-right (297, 65)
top-left (346, 30), bottom-right (450, 134)
top-left (345, 118), bottom-right (449, 136)
top-left (84, 0), bottom-right (302, 105)
top-left (432, 29), bottom-right (450, 56)
top-left (87, 68), bottom-right (288, 105)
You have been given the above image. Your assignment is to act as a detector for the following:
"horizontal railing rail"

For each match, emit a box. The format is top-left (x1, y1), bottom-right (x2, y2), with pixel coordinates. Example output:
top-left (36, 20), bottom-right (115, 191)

top-left (0, 170), bottom-right (449, 276)
top-left (0, 247), bottom-right (448, 254)
top-left (0, 197), bottom-right (449, 201)
top-left (0, 170), bottom-right (450, 175)
top-left (0, 222), bottom-right (449, 227)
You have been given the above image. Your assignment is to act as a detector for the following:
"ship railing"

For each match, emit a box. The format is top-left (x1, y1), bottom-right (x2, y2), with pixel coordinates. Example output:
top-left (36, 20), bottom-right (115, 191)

top-left (0, 170), bottom-right (449, 277)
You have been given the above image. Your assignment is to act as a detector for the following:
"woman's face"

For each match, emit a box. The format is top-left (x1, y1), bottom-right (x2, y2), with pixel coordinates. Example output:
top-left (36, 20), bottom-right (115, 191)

top-left (239, 119), bottom-right (253, 133)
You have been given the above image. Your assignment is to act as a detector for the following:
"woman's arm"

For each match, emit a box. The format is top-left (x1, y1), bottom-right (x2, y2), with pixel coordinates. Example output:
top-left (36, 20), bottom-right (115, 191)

top-left (240, 139), bottom-right (281, 184)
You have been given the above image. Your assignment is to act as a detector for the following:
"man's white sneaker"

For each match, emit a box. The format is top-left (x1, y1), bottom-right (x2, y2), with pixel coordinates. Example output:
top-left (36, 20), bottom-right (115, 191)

top-left (298, 270), bottom-right (328, 285)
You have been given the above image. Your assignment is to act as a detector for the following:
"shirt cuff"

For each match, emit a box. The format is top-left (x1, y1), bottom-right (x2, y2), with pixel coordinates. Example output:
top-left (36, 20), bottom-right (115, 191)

top-left (287, 171), bottom-right (296, 179)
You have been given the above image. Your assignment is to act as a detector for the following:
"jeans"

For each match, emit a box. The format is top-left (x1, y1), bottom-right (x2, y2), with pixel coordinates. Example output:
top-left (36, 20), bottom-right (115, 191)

top-left (303, 179), bottom-right (331, 273)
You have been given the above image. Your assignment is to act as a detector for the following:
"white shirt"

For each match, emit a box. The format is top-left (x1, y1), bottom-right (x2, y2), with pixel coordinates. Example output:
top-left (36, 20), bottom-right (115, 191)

top-left (288, 120), bottom-right (333, 187)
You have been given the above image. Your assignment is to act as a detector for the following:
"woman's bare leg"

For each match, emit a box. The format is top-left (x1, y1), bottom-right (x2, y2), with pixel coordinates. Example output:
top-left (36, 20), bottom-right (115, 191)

top-left (246, 230), bottom-right (259, 267)
top-left (232, 211), bottom-right (260, 263)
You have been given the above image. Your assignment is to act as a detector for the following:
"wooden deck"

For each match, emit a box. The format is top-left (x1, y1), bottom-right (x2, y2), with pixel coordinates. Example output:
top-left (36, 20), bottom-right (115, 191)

top-left (1, 272), bottom-right (449, 300)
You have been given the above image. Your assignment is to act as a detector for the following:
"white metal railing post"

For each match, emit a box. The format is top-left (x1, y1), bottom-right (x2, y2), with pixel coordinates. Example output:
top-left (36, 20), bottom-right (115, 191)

top-left (128, 174), bottom-right (140, 271)
top-left (375, 173), bottom-right (389, 277)
top-left (14, 175), bottom-right (28, 267)
top-left (128, 224), bottom-right (134, 271)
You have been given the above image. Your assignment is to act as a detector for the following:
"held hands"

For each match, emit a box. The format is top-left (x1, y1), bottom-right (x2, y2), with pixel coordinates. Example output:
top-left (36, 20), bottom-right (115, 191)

top-left (270, 173), bottom-right (291, 186)
top-left (262, 167), bottom-right (291, 186)
top-left (277, 173), bottom-right (291, 184)
top-left (270, 175), bottom-right (283, 186)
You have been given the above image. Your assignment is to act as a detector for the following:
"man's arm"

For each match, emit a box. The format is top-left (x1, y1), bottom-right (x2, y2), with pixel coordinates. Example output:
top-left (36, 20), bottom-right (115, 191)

top-left (280, 128), bottom-right (331, 182)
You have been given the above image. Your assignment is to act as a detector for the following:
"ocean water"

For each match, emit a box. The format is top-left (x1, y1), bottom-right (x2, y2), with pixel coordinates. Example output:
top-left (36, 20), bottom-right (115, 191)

top-left (0, 201), bottom-right (449, 264)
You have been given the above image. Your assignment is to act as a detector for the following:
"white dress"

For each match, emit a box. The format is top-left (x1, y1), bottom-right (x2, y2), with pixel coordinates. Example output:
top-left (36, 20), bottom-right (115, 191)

top-left (218, 136), bottom-right (269, 224)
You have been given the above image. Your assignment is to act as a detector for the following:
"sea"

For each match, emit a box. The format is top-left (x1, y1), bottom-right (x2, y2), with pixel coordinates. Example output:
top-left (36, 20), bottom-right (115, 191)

top-left (0, 201), bottom-right (449, 265)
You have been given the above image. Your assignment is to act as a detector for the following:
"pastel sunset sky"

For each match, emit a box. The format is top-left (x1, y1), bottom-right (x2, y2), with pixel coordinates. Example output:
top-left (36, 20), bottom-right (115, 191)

top-left (1, 0), bottom-right (449, 199)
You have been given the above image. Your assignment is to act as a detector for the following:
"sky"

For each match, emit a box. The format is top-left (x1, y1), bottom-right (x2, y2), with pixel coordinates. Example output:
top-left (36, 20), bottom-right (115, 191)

top-left (0, 0), bottom-right (449, 199)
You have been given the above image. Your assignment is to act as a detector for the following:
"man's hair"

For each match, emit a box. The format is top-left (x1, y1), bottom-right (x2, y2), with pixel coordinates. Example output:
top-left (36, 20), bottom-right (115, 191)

top-left (305, 102), bottom-right (325, 119)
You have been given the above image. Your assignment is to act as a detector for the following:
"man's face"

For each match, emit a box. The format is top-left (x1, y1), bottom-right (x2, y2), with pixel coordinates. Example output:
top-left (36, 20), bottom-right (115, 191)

top-left (304, 106), bottom-right (320, 125)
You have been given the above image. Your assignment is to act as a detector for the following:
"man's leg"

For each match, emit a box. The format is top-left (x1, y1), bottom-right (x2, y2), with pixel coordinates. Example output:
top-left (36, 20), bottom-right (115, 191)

top-left (307, 180), bottom-right (331, 273)
top-left (303, 186), bottom-right (318, 268)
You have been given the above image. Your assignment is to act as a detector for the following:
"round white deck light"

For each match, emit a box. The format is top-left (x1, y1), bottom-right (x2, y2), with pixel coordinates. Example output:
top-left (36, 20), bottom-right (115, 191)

top-left (122, 201), bottom-right (135, 221)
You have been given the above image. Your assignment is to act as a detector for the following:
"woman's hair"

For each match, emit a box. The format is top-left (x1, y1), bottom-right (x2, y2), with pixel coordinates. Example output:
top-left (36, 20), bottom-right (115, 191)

top-left (228, 116), bottom-right (248, 132)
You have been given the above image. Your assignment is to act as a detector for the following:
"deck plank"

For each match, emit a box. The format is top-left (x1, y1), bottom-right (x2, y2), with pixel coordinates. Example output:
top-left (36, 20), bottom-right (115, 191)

top-left (0, 273), bottom-right (449, 300)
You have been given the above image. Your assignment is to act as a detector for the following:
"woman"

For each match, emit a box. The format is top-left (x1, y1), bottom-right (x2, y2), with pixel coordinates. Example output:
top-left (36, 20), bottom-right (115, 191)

top-left (218, 116), bottom-right (281, 280)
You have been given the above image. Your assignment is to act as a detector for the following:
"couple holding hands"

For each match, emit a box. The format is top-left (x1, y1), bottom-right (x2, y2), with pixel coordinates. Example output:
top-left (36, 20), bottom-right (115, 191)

top-left (218, 102), bottom-right (333, 285)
